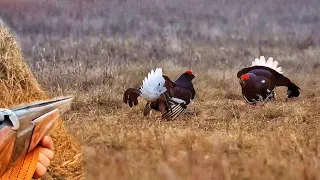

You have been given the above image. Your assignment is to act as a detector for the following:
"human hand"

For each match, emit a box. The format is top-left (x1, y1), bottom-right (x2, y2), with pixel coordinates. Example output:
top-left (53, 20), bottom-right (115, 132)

top-left (33, 136), bottom-right (54, 179)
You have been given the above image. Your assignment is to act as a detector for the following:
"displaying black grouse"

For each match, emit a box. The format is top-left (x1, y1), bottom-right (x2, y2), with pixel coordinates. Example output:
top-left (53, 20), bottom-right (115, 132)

top-left (123, 68), bottom-right (195, 120)
top-left (237, 56), bottom-right (301, 104)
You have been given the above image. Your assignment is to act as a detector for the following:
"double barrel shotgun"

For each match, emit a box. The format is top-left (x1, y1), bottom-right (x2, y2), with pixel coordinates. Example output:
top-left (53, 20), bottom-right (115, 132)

top-left (0, 96), bottom-right (73, 177)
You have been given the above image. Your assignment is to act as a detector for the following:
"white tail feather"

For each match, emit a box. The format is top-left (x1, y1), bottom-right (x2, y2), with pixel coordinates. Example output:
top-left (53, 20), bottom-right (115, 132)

top-left (140, 68), bottom-right (167, 102)
top-left (251, 56), bottom-right (283, 74)
top-left (171, 98), bottom-right (186, 104)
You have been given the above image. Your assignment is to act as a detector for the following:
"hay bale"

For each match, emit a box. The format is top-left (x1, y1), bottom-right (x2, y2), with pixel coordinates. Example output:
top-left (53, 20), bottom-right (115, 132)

top-left (0, 25), bottom-right (83, 179)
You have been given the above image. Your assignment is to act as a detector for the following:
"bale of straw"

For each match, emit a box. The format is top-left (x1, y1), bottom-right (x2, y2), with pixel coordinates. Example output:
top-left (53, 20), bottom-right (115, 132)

top-left (0, 25), bottom-right (84, 179)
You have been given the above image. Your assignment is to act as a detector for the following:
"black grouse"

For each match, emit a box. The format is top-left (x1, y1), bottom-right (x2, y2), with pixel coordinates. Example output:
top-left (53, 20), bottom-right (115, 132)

top-left (237, 56), bottom-right (301, 104)
top-left (123, 68), bottom-right (195, 119)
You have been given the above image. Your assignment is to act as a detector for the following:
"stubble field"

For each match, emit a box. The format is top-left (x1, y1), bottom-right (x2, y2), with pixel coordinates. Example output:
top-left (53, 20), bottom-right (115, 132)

top-left (59, 45), bottom-right (320, 180)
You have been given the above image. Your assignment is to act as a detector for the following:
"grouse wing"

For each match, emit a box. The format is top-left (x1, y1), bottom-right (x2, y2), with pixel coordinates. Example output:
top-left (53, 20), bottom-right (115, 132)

top-left (123, 88), bottom-right (140, 107)
top-left (161, 86), bottom-right (193, 120)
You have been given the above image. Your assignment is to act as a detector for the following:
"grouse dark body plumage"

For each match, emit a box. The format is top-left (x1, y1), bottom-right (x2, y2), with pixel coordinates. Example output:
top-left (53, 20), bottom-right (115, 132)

top-left (237, 56), bottom-right (301, 104)
top-left (123, 68), bottom-right (195, 120)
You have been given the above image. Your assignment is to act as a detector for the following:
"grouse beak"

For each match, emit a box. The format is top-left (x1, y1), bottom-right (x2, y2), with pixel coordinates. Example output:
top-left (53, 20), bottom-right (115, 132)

top-left (239, 74), bottom-right (249, 86)
top-left (240, 79), bottom-right (246, 86)
top-left (186, 70), bottom-right (195, 79)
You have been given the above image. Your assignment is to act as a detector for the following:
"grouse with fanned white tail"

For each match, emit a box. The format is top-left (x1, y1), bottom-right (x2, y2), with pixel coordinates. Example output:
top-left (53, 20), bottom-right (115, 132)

top-left (123, 68), bottom-right (195, 120)
top-left (237, 56), bottom-right (301, 104)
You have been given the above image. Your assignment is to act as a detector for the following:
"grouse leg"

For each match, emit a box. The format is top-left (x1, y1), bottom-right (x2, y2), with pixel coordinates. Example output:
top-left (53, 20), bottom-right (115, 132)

top-left (161, 93), bottom-right (173, 113)
top-left (243, 95), bottom-right (256, 105)
top-left (265, 89), bottom-right (276, 101)
top-left (273, 90), bottom-right (277, 100)
top-left (143, 102), bottom-right (152, 116)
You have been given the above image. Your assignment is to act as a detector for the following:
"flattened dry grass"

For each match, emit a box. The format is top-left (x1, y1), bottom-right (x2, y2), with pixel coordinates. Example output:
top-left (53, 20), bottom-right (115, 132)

top-left (72, 87), bottom-right (320, 180)
top-left (47, 43), bottom-right (320, 179)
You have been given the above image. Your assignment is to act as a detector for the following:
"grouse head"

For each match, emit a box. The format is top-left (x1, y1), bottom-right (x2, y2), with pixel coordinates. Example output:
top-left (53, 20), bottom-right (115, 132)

top-left (175, 70), bottom-right (195, 85)
top-left (185, 70), bottom-right (195, 80)
top-left (239, 73), bottom-right (249, 86)
top-left (239, 73), bottom-right (261, 87)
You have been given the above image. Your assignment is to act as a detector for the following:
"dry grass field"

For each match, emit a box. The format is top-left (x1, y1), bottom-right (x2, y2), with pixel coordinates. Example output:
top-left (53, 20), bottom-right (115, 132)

top-left (1, 0), bottom-right (320, 179)
top-left (48, 44), bottom-right (320, 180)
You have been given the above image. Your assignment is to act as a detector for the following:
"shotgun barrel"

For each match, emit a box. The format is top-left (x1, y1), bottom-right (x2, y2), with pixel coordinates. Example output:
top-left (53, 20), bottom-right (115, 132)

top-left (0, 96), bottom-right (73, 176)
